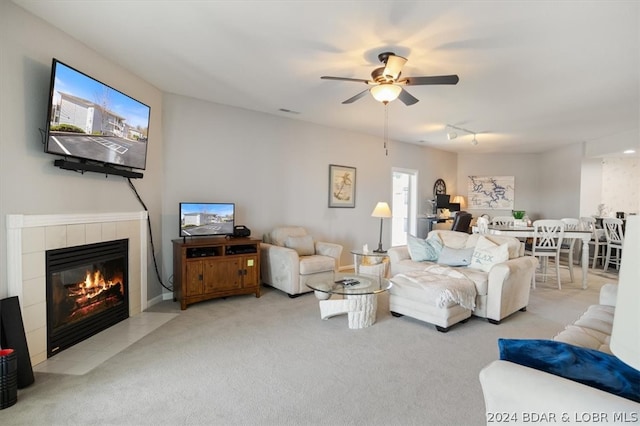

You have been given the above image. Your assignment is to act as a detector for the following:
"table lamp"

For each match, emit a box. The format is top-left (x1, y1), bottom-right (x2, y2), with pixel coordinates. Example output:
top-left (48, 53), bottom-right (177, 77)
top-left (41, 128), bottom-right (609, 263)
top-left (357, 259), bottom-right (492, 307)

top-left (371, 202), bottom-right (392, 253)
top-left (610, 215), bottom-right (640, 370)
top-left (452, 195), bottom-right (465, 208)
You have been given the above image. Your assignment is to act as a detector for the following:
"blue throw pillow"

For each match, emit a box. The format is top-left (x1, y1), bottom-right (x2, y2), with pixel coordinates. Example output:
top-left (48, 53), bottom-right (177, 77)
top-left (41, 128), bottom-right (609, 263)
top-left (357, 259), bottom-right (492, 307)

top-left (498, 339), bottom-right (640, 403)
top-left (406, 235), bottom-right (443, 261)
top-left (437, 246), bottom-right (475, 266)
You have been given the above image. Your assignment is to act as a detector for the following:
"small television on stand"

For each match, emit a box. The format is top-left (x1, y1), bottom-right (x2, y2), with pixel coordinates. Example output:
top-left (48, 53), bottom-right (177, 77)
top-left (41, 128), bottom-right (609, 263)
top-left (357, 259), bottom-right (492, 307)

top-left (179, 203), bottom-right (235, 240)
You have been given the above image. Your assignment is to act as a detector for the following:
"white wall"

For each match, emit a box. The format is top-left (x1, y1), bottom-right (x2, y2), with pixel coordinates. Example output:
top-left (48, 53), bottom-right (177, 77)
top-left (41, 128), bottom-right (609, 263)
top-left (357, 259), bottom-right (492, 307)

top-left (580, 158), bottom-right (604, 217)
top-left (580, 156), bottom-right (639, 218)
top-left (161, 94), bottom-right (457, 269)
top-left (456, 153), bottom-right (542, 220)
top-left (537, 143), bottom-right (583, 220)
top-left (0, 1), bottom-right (165, 299)
top-left (457, 143), bottom-right (586, 221)
top-left (601, 157), bottom-right (640, 216)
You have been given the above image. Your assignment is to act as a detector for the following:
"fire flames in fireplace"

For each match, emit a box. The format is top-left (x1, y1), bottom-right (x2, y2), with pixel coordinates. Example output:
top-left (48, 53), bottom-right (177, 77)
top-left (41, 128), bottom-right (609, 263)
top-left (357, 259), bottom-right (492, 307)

top-left (47, 239), bottom-right (129, 357)
top-left (66, 269), bottom-right (124, 323)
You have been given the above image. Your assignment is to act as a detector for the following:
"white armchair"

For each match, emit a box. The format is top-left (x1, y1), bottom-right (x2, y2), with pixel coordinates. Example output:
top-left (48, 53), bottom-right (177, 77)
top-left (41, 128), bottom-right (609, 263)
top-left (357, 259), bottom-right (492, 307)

top-left (260, 226), bottom-right (343, 297)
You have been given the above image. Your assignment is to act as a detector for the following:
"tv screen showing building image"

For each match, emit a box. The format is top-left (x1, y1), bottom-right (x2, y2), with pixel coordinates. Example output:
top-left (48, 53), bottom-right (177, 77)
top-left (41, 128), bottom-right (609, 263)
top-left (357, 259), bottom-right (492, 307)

top-left (179, 203), bottom-right (235, 237)
top-left (45, 59), bottom-right (151, 170)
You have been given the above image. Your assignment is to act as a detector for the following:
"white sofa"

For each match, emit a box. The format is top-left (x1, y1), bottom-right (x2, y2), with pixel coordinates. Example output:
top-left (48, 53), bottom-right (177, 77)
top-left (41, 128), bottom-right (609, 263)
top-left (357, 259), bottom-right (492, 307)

top-left (388, 230), bottom-right (538, 331)
top-left (479, 284), bottom-right (640, 420)
top-left (260, 226), bottom-right (342, 297)
top-left (553, 283), bottom-right (617, 352)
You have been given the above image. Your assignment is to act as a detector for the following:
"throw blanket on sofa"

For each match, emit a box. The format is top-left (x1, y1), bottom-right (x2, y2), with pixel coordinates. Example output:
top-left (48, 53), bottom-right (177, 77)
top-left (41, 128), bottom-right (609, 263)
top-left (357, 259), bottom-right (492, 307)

top-left (395, 265), bottom-right (477, 310)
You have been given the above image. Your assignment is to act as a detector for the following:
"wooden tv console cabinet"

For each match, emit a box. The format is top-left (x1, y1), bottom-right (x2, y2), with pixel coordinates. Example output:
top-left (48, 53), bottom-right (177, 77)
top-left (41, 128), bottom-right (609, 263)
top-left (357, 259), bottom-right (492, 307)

top-left (172, 237), bottom-right (261, 310)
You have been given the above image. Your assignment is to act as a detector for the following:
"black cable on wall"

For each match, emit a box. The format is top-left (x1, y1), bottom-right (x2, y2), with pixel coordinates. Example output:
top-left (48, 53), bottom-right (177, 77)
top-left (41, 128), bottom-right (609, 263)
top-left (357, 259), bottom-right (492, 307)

top-left (127, 178), bottom-right (173, 292)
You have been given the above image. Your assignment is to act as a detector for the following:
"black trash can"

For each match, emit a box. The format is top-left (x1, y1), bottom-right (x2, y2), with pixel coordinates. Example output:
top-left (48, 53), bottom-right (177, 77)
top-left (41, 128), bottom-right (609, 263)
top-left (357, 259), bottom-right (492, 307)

top-left (0, 348), bottom-right (18, 409)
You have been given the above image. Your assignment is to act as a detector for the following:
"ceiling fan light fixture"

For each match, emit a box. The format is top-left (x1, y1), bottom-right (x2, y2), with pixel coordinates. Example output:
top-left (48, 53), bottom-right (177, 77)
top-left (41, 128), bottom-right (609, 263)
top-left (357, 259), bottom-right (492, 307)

top-left (472, 135), bottom-right (478, 145)
top-left (370, 84), bottom-right (402, 104)
top-left (322, 52), bottom-right (459, 106)
top-left (447, 132), bottom-right (457, 140)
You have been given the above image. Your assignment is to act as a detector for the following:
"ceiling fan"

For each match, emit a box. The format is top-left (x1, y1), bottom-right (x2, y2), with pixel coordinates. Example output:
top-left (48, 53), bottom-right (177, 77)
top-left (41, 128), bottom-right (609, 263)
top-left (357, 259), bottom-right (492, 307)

top-left (321, 52), bottom-right (459, 106)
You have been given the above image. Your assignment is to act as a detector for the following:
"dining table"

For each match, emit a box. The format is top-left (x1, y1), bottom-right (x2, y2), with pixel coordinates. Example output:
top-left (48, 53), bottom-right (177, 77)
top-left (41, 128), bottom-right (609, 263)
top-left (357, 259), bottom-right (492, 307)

top-left (485, 225), bottom-right (593, 289)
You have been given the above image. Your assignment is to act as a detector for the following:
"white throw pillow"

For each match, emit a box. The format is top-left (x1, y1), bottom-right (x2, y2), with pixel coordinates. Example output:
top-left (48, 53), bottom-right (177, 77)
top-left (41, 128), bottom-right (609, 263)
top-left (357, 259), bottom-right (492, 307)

top-left (285, 235), bottom-right (315, 256)
top-left (469, 235), bottom-right (509, 272)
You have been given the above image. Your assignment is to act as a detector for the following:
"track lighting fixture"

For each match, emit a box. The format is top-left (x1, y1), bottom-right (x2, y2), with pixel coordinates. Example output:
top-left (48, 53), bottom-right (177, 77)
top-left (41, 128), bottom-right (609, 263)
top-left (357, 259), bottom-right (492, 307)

top-left (446, 124), bottom-right (479, 146)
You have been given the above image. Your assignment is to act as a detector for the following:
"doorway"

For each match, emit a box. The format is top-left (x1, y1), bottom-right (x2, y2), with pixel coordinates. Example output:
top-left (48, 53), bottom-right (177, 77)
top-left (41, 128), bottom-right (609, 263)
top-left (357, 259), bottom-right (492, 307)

top-left (391, 168), bottom-right (418, 246)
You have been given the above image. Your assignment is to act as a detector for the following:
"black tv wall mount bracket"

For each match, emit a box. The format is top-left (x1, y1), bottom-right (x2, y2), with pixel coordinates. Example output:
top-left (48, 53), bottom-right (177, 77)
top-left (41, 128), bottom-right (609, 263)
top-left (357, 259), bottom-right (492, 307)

top-left (53, 159), bottom-right (143, 179)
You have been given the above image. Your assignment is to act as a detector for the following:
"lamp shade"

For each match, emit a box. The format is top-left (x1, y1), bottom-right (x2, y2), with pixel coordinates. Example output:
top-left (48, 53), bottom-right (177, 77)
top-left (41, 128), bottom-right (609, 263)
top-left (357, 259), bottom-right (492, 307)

top-left (370, 84), bottom-right (402, 103)
top-left (371, 202), bottom-right (392, 218)
top-left (610, 215), bottom-right (640, 370)
top-left (452, 195), bottom-right (465, 208)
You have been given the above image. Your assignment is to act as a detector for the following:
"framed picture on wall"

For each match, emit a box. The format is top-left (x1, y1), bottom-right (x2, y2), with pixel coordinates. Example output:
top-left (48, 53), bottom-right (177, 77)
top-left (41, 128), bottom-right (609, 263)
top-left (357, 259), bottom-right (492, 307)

top-left (467, 175), bottom-right (515, 209)
top-left (328, 164), bottom-right (356, 208)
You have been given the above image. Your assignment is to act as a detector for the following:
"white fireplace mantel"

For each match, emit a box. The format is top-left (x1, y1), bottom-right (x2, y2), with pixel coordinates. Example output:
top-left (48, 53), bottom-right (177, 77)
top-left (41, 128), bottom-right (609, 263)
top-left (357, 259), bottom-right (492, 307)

top-left (6, 211), bottom-right (148, 365)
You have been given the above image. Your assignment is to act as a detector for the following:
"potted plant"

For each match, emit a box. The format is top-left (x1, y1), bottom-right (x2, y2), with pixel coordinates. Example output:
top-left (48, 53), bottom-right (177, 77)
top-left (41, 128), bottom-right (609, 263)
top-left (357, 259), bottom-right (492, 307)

top-left (512, 210), bottom-right (526, 226)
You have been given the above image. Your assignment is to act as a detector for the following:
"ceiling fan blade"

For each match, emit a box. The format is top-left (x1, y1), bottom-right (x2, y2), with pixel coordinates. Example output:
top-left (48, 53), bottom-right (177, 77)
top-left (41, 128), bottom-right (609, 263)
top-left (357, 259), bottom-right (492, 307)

top-left (383, 54), bottom-right (407, 80)
top-left (321, 76), bottom-right (370, 84)
top-left (398, 88), bottom-right (419, 106)
top-left (342, 89), bottom-right (370, 104)
top-left (404, 75), bottom-right (460, 85)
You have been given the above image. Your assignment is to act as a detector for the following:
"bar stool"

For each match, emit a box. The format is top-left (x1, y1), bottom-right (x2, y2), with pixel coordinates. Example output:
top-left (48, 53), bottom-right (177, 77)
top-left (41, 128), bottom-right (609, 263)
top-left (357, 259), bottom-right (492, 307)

top-left (560, 218), bottom-right (580, 282)
top-left (603, 218), bottom-right (624, 271)
top-left (580, 217), bottom-right (606, 268)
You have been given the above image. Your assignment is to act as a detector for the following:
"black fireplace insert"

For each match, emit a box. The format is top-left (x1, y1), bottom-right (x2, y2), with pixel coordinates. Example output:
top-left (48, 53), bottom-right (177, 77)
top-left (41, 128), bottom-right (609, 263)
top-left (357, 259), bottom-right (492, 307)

top-left (46, 239), bottom-right (129, 357)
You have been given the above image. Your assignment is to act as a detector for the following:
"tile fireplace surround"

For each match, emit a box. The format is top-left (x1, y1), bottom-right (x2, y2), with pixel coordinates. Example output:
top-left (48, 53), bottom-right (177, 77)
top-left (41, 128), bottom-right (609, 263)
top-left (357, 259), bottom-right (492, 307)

top-left (6, 211), bottom-right (148, 366)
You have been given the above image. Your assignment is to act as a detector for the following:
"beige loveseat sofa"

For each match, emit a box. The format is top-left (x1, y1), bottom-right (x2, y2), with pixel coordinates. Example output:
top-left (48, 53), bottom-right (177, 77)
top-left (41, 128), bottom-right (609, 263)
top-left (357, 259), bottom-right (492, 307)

top-left (388, 230), bottom-right (538, 331)
top-left (479, 284), bottom-right (640, 419)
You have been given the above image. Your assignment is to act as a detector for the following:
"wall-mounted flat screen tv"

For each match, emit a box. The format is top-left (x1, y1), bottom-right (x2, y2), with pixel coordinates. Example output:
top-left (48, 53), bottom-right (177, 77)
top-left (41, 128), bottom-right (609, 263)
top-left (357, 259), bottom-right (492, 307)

top-left (180, 203), bottom-right (235, 237)
top-left (44, 58), bottom-right (151, 170)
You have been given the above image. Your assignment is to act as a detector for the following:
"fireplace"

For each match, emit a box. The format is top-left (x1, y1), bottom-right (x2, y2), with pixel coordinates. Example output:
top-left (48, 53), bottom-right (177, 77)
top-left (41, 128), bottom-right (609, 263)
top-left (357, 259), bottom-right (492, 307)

top-left (46, 239), bottom-right (129, 358)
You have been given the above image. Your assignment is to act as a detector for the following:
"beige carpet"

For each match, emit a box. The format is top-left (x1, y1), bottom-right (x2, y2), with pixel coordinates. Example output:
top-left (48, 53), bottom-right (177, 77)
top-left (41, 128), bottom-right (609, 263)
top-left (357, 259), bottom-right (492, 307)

top-left (1, 266), bottom-right (618, 426)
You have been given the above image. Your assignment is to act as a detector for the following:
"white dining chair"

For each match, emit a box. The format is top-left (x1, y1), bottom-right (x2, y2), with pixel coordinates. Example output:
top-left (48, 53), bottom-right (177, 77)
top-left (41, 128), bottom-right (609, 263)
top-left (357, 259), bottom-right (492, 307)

top-left (560, 218), bottom-right (580, 282)
top-left (525, 219), bottom-right (565, 289)
top-left (602, 218), bottom-right (625, 272)
top-left (491, 216), bottom-right (515, 226)
top-left (580, 216), bottom-right (606, 269)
